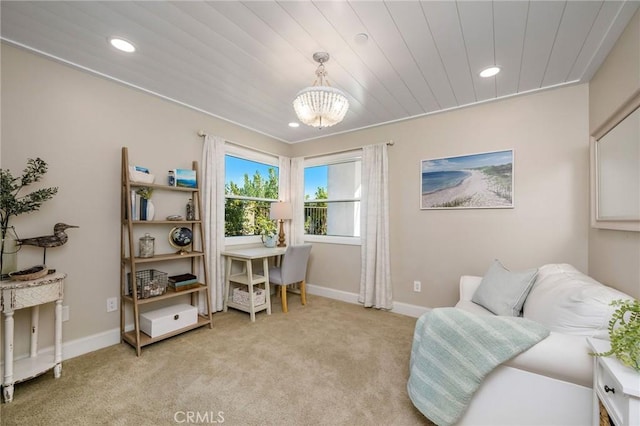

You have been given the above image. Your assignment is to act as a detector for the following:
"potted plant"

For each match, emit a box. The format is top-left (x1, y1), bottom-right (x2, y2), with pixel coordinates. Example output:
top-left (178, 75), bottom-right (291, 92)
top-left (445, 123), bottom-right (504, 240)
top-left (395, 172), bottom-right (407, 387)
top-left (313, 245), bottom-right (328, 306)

top-left (0, 158), bottom-right (58, 278)
top-left (255, 215), bottom-right (277, 247)
top-left (136, 186), bottom-right (153, 200)
top-left (136, 187), bottom-right (154, 220)
top-left (591, 299), bottom-right (640, 372)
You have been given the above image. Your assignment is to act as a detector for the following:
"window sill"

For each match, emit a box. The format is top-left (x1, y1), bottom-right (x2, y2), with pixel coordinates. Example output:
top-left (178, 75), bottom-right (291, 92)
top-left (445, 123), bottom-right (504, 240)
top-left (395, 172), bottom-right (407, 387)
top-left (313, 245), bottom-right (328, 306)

top-left (303, 235), bottom-right (361, 246)
top-left (226, 235), bottom-right (361, 247)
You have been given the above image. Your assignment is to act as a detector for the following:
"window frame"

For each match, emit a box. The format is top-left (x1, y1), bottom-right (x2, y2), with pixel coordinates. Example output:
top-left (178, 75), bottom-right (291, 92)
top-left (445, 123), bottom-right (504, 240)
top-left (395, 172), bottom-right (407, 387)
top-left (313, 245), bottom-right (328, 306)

top-left (303, 150), bottom-right (362, 246)
top-left (224, 144), bottom-right (280, 246)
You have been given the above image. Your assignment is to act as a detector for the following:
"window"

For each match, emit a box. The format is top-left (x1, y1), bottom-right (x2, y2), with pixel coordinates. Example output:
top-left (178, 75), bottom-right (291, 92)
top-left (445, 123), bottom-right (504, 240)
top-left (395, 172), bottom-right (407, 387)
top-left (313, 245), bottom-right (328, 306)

top-left (304, 151), bottom-right (361, 244)
top-left (224, 145), bottom-right (279, 244)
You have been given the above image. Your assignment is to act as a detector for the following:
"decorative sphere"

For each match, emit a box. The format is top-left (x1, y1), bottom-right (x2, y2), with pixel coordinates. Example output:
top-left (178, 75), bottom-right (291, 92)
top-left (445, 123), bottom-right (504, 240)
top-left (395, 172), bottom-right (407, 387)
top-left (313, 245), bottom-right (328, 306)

top-left (169, 227), bottom-right (192, 248)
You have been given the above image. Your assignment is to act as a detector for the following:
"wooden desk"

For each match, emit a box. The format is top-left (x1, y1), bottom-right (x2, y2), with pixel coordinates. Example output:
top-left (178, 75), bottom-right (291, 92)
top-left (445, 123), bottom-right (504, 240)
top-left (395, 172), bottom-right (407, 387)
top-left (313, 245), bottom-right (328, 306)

top-left (1, 272), bottom-right (66, 403)
top-left (221, 247), bottom-right (286, 321)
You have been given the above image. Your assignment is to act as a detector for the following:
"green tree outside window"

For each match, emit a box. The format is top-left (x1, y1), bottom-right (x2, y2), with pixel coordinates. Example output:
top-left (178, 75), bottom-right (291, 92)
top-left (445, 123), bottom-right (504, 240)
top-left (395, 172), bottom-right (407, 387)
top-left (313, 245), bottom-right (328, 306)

top-left (225, 168), bottom-right (279, 237)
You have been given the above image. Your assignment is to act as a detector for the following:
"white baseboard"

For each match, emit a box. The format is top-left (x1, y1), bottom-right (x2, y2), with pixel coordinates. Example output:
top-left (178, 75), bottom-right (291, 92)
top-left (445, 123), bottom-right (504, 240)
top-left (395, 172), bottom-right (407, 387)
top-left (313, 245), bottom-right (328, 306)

top-left (61, 327), bottom-right (121, 360)
top-left (306, 283), bottom-right (430, 318)
top-left (0, 327), bottom-right (121, 373)
top-left (2, 285), bottom-right (428, 366)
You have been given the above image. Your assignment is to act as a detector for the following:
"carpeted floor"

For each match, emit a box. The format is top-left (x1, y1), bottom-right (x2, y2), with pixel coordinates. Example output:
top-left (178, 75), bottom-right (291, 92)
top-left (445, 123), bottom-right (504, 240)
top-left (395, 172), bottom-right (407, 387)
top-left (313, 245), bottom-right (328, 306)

top-left (0, 294), bottom-right (433, 426)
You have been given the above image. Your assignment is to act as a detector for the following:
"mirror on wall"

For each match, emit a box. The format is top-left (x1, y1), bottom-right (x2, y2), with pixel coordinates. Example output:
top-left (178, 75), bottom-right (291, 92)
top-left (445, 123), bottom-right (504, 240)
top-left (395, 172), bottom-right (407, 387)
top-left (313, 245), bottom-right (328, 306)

top-left (591, 94), bottom-right (640, 232)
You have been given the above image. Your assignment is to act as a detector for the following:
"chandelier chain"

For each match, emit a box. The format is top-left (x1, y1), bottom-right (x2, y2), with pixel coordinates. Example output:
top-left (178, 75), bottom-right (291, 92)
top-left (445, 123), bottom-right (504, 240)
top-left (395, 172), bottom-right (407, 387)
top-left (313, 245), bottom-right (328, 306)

top-left (315, 63), bottom-right (329, 85)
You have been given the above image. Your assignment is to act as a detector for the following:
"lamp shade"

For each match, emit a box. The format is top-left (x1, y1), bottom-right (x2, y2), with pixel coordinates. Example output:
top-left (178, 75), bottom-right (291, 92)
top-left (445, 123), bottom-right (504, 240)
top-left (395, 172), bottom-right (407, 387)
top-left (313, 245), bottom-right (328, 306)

top-left (270, 202), bottom-right (292, 220)
top-left (293, 52), bottom-right (349, 128)
top-left (293, 86), bottom-right (349, 128)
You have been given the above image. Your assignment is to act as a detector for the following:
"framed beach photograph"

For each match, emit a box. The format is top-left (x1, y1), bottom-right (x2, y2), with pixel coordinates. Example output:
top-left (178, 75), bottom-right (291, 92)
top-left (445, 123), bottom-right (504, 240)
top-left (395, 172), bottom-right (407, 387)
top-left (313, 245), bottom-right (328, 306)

top-left (420, 149), bottom-right (514, 210)
top-left (175, 168), bottom-right (197, 188)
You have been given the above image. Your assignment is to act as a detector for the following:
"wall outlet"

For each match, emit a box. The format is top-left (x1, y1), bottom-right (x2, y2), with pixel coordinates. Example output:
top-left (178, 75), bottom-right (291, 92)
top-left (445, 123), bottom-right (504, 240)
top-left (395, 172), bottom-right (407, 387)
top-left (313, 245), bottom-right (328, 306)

top-left (106, 297), bottom-right (118, 313)
top-left (413, 281), bottom-right (421, 292)
top-left (62, 305), bottom-right (70, 322)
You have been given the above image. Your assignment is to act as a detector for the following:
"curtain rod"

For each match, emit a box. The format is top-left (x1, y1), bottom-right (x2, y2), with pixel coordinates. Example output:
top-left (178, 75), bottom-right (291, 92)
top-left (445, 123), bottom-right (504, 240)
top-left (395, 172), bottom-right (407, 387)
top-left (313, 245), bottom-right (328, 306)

top-left (197, 130), bottom-right (284, 158)
top-left (300, 139), bottom-right (394, 160)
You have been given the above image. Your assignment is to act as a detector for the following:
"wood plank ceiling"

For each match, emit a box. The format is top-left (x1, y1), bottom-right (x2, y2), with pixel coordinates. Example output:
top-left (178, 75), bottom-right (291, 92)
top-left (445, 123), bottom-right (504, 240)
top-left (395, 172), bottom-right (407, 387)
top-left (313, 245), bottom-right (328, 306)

top-left (1, 1), bottom-right (638, 144)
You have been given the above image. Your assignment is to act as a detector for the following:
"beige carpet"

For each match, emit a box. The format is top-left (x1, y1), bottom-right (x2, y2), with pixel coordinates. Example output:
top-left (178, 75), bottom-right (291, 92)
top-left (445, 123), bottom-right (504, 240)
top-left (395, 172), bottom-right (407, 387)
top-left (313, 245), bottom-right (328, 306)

top-left (0, 294), bottom-right (433, 426)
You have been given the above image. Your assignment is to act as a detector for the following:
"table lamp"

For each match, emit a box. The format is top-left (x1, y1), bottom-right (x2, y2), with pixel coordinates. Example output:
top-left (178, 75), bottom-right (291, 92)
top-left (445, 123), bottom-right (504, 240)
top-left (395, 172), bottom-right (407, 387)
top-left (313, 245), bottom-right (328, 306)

top-left (270, 201), bottom-right (292, 247)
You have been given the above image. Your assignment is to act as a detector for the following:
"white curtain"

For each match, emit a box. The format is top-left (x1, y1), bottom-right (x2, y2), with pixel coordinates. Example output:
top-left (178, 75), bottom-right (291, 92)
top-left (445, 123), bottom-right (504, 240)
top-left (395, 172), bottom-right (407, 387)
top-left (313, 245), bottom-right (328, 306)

top-left (290, 157), bottom-right (305, 245)
top-left (359, 143), bottom-right (392, 309)
top-left (199, 135), bottom-right (226, 313)
top-left (278, 155), bottom-right (291, 245)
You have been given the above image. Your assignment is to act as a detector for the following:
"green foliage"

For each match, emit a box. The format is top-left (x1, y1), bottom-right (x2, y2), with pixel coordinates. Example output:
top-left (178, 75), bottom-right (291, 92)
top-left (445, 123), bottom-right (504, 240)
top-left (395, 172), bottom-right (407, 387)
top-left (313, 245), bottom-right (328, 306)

top-left (245, 168), bottom-right (278, 199)
top-left (255, 215), bottom-right (277, 236)
top-left (480, 164), bottom-right (512, 202)
top-left (314, 186), bottom-right (328, 201)
top-left (225, 167), bottom-right (278, 237)
top-left (224, 198), bottom-right (248, 236)
top-left (433, 196), bottom-right (473, 208)
top-left (304, 187), bottom-right (328, 235)
top-left (136, 187), bottom-right (153, 200)
top-left (1, 158), bottom-right (58, 239)
top-left (591, 299), bottom-right (640, 372)
top-left (304, 202), bottom-right (327, 235)
top-left (480, 164), bottom-right (512, 177)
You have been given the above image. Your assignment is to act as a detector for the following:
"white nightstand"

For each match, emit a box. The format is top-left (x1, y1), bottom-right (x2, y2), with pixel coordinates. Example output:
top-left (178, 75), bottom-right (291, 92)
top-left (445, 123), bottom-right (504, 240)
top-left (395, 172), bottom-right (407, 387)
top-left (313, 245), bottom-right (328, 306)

top-left (588, 338), bottom-right (640, 426)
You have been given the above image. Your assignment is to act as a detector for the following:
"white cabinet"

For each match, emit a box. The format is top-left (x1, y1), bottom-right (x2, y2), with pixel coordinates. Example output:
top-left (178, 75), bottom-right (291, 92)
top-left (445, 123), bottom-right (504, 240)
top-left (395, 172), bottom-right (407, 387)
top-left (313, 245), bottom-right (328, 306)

top-left (588, 338), bottom-right (640, 426)
top-left (1, 272), bottom-right (65, 402)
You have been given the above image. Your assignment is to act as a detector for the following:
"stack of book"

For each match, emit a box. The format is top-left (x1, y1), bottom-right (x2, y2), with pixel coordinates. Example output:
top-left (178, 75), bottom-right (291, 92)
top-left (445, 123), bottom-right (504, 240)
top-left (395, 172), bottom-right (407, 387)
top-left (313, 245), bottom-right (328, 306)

top-left (168, 273), bottom-right (199, 291)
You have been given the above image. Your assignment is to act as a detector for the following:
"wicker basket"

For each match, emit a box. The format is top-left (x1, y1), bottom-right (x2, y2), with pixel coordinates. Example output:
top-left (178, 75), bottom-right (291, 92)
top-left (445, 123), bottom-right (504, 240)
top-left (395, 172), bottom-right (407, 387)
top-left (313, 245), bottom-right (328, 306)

top-left (599, 400), bottom-right (613, 426)
top-left (128, 269), bottom-right (168, 299)
top-left (232, 287), bottom-right (266, 306)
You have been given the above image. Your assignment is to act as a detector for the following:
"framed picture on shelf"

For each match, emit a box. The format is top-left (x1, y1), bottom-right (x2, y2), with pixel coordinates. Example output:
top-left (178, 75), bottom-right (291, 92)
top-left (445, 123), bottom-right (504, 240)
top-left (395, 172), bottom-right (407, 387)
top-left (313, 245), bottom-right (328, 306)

top-left (175, 169), bottom-right (197, 188)
top-left (420, 149), bottom-right (514, 210)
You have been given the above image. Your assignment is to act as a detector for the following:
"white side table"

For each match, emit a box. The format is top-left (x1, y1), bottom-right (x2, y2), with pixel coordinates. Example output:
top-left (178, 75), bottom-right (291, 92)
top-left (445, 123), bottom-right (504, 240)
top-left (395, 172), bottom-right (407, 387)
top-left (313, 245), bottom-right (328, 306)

top-left (0, 272), bottom-right (66, 403)
top-left (222, 247), bottom-right (285, 322)
top-left (588, 338), bottom-right (640, 426)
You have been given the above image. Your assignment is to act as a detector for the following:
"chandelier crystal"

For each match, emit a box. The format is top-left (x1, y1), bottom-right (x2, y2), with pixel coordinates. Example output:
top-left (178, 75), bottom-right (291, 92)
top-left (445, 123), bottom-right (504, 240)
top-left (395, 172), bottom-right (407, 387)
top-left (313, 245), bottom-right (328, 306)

top-left (293, 52), bottom-right (349, 128)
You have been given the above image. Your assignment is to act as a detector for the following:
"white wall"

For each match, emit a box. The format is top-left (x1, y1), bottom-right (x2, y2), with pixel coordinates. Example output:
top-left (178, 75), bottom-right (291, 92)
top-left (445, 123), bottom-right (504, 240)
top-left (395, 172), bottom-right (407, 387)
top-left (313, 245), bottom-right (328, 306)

top-left (294, 84), bottom-right (590, 308)
top-left (0, 43), bottom-right (288, 356)
top-left (588, 9), bottom-right (640, 299)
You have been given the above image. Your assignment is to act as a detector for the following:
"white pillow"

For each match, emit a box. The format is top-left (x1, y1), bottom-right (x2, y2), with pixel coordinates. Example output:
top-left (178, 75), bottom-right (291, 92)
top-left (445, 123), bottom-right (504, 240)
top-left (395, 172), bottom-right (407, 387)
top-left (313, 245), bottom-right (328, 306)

top-left (523, 264), bottom-right (633, 340)
top-left (471, 259), bottom-right (538, 316)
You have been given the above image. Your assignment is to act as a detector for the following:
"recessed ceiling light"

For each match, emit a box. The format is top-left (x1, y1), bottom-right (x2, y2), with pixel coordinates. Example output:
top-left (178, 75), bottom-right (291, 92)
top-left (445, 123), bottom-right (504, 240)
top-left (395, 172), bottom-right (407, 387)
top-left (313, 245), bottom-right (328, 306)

top-left (288, 122), bottom-right (300, 128)
top-left (480, 66), bottom-right (500, 78)
top-left (354, 33), bottom-right (369, 45)
top-left (109, 37), bottom-right (136, 53)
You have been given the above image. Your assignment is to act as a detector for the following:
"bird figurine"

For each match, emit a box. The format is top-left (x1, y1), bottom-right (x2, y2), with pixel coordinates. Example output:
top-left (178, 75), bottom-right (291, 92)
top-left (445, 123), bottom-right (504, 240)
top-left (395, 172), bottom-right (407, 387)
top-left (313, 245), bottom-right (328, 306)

top-left (17, 223), bottom-right (79, 264)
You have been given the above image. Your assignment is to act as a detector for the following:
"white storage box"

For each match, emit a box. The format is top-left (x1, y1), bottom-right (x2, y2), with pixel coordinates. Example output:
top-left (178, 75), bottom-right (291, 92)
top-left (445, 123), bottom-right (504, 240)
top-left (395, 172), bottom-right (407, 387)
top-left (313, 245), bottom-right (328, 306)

top-left (232, 287), bottom-right (266, 306)
top-left (140, 304), bottom-right (198, 338)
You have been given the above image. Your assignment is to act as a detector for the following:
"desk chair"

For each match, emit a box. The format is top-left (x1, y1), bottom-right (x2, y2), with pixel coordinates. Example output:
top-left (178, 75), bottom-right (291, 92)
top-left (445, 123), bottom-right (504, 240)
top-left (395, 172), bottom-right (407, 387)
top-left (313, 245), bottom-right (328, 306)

top-left (268, 244), bottom-right (312, 313)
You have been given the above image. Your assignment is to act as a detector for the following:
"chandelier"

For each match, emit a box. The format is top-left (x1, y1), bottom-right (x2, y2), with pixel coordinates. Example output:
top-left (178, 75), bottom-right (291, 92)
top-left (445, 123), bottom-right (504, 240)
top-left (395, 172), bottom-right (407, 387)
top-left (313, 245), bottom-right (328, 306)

top-left (293, 52), bottom-right (349, 128)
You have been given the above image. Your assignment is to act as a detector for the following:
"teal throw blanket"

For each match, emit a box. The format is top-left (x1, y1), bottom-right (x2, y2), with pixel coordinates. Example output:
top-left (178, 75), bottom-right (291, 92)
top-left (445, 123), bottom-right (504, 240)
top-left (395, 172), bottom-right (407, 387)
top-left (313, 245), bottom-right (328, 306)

top-left (407, 308), bottom-right (549, 426)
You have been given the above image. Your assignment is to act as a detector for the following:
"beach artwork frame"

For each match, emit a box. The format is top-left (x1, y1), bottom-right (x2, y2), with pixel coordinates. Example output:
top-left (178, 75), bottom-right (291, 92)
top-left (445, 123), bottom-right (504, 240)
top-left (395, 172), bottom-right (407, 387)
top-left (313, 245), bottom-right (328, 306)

top-left (175, 168), bottom-right (197, 188)
top-left (420, 149), bottom-right (514, 210)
